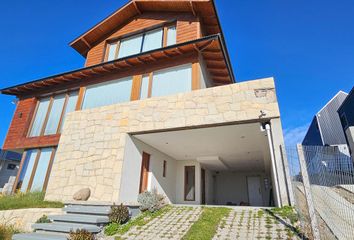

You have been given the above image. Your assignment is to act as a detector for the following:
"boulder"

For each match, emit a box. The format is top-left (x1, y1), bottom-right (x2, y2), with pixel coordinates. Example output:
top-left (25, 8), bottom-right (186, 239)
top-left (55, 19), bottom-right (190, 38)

top-left (73, 188), bottom-right (91, 201)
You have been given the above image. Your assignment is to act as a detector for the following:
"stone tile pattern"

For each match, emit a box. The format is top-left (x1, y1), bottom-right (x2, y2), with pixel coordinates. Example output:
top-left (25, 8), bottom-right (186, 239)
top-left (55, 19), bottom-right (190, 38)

top-left (119, 206), bottom-right (202, 240)
top-left (213, 208), bottom-right (299, 240)
top-left (0, 208), bottom-right (63, 232)
top-left (45, 78), bottom-right (280, 202)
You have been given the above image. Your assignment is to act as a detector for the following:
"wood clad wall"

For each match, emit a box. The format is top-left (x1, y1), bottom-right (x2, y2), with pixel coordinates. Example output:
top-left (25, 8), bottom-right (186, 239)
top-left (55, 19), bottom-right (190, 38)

top-left (85, 12), bottom-right (199, 67)
top-left (3, 98), bottom-right (60, 150)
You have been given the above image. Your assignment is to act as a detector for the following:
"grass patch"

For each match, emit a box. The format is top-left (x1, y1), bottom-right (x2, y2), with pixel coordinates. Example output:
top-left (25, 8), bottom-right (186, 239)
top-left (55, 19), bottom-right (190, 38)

top-left (182, 207), bottom-right (231, 240)
top-left (0, 192), bottom-right (63, 211)
top-left (104, 205), bottom-right (172, 237)
top-left (268, 206), bottom-right (298, 224)
top-left (0, 223), bottom-right (21, 240)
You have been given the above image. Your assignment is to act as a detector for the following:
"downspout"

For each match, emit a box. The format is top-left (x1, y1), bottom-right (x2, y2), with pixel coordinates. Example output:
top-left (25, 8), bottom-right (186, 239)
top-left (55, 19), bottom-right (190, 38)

top-left (265, 123), bottom-right (281, 207)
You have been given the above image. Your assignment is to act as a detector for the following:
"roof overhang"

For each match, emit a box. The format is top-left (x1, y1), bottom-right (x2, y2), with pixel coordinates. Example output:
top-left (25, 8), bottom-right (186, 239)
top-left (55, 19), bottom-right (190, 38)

top-left (70, 0), bottom-right (222, 57)
top-left (1, 34), bottom-right (235, 97)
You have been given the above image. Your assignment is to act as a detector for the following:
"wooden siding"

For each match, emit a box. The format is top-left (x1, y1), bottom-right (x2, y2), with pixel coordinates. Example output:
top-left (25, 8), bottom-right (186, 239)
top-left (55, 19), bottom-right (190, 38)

top-left (3, 98), bottom-right (60, 150)
top-left (85, 12), bottom-right (199, 67)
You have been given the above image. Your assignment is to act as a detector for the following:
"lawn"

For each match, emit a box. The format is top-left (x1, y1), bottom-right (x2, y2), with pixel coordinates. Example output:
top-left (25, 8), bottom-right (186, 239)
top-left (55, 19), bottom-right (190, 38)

top-left (182, 207), bottom-right (231, 240)
top-left (0, 192), bottom-right (64, 211)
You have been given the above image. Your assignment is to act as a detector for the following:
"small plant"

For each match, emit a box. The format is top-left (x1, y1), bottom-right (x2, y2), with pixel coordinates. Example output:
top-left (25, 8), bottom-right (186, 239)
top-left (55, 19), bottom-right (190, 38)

top-left (0, 223), bottom-right (21, 240)
top-left (137, 189), bottom-right (166, 213)
top-left (36, 215), bottom-right (51, 223)
top-left (109, 204), bottom-right (130, 224)
top-left (104, 222), bottom-right (120, 236)
top-left (69, 229), bottom-right (95, 240)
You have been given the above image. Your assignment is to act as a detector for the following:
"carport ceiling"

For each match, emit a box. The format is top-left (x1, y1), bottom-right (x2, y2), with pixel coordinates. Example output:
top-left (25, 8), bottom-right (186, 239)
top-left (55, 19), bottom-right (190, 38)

top-left (134, 123), bottom-right (271, 171)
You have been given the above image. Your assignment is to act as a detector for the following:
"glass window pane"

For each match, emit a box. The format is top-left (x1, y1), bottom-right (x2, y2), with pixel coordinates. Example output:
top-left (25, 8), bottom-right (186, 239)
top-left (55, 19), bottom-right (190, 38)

top-left (185, 166), bottom-right (195, 201)
top-left (151, 64), bottom-right (192, 97)
top-left (118, 34), bottom-right (143, 59)
top-left (107, 43), bottom-right (117, 61)
top-left (29, 98), bottom-right (50, 137)
top-left (59, 92), bottom-right (78, 132)
top-left (30, 148), bottom-right (53, 192)
top-left (166, 26), bottom-right (176, 46)
top-left (82, 77), bottom-right (133, 109)
top-left (19, 150), bottom-right (38, 192)
top-left (44, 95), bottom-right (65, 135)
top-left (140, 75), bottom-right (150, 100)
top-left (142, 28), bottom-right (163, 52)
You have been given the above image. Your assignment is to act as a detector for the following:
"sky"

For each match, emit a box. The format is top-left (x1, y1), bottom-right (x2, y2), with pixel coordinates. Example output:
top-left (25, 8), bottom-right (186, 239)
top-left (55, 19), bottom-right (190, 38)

top-left (0, 0), bottom-right (353, 147)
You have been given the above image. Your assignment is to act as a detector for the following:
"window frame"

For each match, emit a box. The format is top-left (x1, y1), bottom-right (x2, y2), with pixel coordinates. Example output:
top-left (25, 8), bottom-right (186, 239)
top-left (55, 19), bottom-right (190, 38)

top-left (12, 147), bottom-right (57, 193)
top-left (104, 23), bottom-right (176, 62)
top-left (184, 166), bottom-right (196, 201)
top-left (27, 91), bottom-right (78, 137)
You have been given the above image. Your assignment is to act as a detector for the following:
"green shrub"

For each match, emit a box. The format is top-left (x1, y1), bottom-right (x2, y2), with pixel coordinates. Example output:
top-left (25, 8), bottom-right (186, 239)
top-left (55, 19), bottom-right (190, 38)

top-left (69, 229), bottom-right (95, 240)
top-left (137, 190), bottom-right (166, 213)
top-left (109, 204), bottom-right (130, 224)
top-left (35, 215), bottom-right (51, 223)
top-left (0, 191), bottom-right (63, 210)
top-left (104, 222), bottom-right (120, 236)
top-left (0, 223), bottom-right (21, 240)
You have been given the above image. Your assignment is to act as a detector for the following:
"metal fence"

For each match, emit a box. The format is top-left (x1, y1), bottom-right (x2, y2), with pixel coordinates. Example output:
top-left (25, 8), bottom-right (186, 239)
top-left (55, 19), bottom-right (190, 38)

top-left (284, 144), bottom-right (354, 240)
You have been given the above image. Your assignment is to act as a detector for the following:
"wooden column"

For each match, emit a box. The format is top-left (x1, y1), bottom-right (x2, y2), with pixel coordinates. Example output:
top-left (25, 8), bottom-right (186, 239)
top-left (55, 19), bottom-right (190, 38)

top-left (75, 87), bottom-right (86, 110)
top-left (131, 75), bottom-right (143, 101)
top-left (192, 62), bottom-right (201, 90)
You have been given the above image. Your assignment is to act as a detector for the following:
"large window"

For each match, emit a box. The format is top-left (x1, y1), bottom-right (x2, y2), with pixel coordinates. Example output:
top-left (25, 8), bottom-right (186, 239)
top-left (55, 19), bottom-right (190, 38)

top-left (17, 148), bottom-right (56, 192)
top-left (29, 92), bottom-right (78, 137)
top-left (106, 25), bottom-right (176, 61)
top-left (82, 77), bottom-right (133, 109)
top-left (139, 64), bottom-right (192, 99)
top-left (184, 166), bottom-right (195, 201)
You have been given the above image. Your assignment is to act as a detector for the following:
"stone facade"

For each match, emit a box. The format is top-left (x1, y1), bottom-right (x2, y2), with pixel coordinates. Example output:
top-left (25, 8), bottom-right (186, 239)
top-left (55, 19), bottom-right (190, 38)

top-left (0, 208), bottom-right (62, 231)
top-left (45, 78), bottom-right (283, 203)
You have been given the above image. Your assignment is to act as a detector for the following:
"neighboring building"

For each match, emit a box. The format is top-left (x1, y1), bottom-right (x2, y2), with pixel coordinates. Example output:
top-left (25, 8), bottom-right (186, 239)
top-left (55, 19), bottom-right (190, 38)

top-left (0, 149), bottom-right (22, 190)
top-left (303, 91), bottom-right (348, 146)
top-left (338, 87), bottom-right (354, 159)
top-left (1, 0), bottom-right (290, 207)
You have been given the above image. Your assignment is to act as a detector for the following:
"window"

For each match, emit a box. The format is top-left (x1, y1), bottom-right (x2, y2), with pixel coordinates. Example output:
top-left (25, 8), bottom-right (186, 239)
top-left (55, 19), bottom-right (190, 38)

top-left (17, 148), bottom-right (56, 192)
top-left (106, 25), bottom-right (176, 61)
top-left (29, 92), bottom-right (79, 137)
top-left (82, 77), bottom-right (133, 109)
top-left (151, 64), bottom-right (192, 97)
top-left (7, 164), bottom-right (17, 170)
top-left (163, 160), bottom-right (167, 178)
top-left (184, 166), bottom-right (195, 201)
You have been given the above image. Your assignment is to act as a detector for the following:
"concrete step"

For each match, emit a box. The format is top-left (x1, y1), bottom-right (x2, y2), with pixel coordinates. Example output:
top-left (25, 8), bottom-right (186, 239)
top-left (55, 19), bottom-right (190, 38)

top-left (64, 205), bottom-right (111, 215)
top-left (49, 213), bottom-right (109, 225)
top-left (32, 222), bottom-right (101, 233)
top-left (12, 233), bottom-right (67, 240)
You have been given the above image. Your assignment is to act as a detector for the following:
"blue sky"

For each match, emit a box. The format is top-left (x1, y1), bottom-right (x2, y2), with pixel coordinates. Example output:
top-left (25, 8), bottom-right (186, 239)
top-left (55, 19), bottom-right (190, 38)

top-left (0, 0), bottom-right (353, 147)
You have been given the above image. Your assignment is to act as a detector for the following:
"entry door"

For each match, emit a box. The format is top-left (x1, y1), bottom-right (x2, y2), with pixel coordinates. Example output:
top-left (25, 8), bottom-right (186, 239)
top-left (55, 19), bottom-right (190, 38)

top-left (139, 152), bottom-right (150, 193)
top-left (247, 176), bottom-right (263, 206)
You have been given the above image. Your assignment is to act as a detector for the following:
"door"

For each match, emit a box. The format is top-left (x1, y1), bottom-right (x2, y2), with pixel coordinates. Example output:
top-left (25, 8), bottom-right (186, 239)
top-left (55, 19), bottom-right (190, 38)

top-left (184, 166), bottom-right (195, 201)
top-left (201, 168), bottom-right (206, 204)
top-left (139, 152), bottom-right (150, 193)
top-left (247, 176), bottom-right (263, 206)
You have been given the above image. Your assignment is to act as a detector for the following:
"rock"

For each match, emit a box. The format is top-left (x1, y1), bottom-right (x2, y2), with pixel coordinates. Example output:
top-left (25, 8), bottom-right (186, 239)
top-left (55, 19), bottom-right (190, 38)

top-left (73, 188), bottom-right (91, 201)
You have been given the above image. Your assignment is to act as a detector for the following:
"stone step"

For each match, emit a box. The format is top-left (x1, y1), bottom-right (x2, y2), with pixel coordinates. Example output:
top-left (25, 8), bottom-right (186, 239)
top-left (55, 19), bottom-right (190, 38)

top-left (64, 205), bottom-right (111, 215)
top-left (12, 233), bottom-right (67, 240)
top-left (48, 213), bottom-right (109, 225)
top-left (32, 222), bottom-right (101, 233)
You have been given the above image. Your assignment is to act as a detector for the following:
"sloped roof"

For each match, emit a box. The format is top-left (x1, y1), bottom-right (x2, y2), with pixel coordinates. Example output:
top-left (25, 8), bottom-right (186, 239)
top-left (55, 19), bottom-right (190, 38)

top-left (70, 0), bottom-right (223, 57)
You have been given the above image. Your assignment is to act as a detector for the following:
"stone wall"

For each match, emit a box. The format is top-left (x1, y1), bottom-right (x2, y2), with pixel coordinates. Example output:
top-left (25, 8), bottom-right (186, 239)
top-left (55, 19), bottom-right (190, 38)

top-left (0, 208), bottom-right (62, 232)
top-left (45, 78), bottom-right (283, 203)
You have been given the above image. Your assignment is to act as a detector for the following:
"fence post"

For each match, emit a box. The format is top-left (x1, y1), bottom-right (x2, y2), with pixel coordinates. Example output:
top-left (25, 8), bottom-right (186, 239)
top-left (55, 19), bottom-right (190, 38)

top-left (296, 144), bottom-right (321, 240)
top-left (280, 145), bottom-right (295, 206)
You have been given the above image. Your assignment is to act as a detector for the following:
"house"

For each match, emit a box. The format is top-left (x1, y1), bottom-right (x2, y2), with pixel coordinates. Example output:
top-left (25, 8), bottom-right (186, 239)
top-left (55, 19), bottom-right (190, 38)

top-left (1, 0), bottom-right (290, 207)
top-left (0, 149), bottom-right (22, 193)
top-left (338, 87), bottom-right (354, 160)
top-left (303, 91), bottom-right (348, 146)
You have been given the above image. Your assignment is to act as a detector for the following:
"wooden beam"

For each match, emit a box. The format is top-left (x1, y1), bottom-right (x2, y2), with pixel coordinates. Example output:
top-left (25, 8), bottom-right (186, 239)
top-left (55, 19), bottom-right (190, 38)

top-left (132, 1), bottom-right (141, 14)
top-left (131, 75), bottom-right (142, 101)
top-left (192, 62), bottom-right (200, 90)
top-left (75, 87), bottom-right (86, 110)
top-left (81, 37), bottom-right (91, 49)
top-left (189, 1), bottom-right (197, 16)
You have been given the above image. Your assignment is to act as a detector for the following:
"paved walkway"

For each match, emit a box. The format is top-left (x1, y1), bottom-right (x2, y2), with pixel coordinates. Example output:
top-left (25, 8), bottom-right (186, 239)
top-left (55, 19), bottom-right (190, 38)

top-left (213, 208), bottom-right (299, 240)
top-left (119, 206), bottom-right (202, 240)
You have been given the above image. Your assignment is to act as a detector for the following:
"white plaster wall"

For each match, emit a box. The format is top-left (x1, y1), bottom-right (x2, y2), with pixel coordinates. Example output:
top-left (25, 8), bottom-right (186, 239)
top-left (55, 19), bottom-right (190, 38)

top-left (175, 160), bottom-right (201, 204)
top-left (119, 135), bottom-right (177, 204)
top-left (213, 171), bottom-right (270, 206)
top-left (204, 168), bottom-right (215, 204)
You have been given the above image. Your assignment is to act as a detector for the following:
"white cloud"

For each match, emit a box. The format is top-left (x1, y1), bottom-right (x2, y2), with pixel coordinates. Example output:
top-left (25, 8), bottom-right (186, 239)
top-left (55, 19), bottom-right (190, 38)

top-left (283, 124), bottom-right (309, 147)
